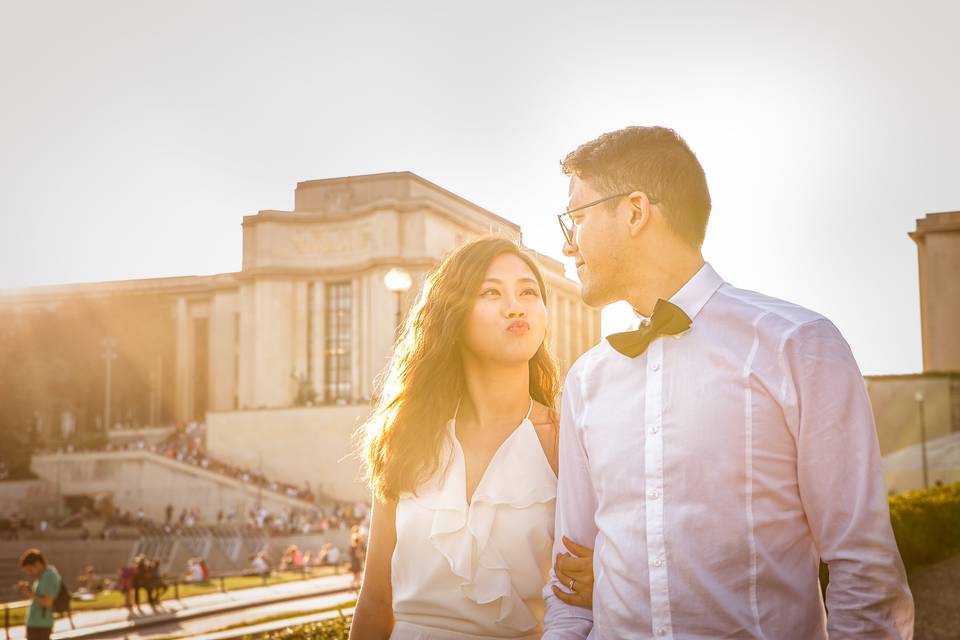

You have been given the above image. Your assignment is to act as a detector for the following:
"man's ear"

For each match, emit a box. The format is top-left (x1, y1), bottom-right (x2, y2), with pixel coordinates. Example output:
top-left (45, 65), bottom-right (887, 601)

top-left (625, 191), bottom-right (653, 238)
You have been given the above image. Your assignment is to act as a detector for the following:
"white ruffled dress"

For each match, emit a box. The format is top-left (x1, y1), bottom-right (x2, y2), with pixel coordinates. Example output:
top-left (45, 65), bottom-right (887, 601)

top-left (390, 412), bottom-right (557, 639)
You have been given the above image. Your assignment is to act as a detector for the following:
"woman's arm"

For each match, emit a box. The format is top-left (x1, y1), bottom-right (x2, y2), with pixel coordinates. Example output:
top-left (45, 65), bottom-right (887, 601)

top-left (348, 495), bottom-right (397, 640)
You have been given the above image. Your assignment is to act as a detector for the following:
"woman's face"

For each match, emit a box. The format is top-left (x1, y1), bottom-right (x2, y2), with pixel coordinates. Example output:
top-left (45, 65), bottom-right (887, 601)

top-left (461, 253), bottom-right (547, 365)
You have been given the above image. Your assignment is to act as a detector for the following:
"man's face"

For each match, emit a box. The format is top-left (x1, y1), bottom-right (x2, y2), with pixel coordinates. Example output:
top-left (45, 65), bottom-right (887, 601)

top-left (562, 176), bottom-right (628, 307)
top-left (22, 562), bottom-right (43, 579)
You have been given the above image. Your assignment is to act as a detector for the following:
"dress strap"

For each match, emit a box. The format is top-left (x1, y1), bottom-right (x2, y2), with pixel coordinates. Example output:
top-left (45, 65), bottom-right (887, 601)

top-left (523, 397), bottom-right (534, 422)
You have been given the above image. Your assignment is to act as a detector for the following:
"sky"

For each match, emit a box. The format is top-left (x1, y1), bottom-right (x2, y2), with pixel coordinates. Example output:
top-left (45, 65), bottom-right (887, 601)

top-left (1, 0), bottom-right (958, 375)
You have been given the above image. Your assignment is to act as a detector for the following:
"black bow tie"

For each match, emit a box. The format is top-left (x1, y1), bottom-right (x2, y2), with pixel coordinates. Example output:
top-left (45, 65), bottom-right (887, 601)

top-left (606, 299), bottom-right (692, 358)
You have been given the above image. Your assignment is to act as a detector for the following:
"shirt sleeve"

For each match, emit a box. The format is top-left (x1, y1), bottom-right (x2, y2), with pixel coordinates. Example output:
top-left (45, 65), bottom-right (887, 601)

top-left (786, 319), bottom-right (914, 638)
top-left (542, 364), bottom-right (596, 639)
top-left (37, 569), bottom-right (60, 597)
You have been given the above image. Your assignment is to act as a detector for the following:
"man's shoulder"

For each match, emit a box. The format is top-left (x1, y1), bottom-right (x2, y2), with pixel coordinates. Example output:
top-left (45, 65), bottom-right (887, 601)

top-left (39, 566), bottom-right (60, 591)
top-left (712, 283), bottom-right (855, 362)
top-left (711, 282), bottom-right (829, 331)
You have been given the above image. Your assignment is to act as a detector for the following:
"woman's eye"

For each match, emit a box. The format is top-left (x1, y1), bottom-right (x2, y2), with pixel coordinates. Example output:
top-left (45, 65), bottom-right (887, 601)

top-left (522, 288), bottom-right (540, 297)
top-left (480, 289), bottom-right (499, 297)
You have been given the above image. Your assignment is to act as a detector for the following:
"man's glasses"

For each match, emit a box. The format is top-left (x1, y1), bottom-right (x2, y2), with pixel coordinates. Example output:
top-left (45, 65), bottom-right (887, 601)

top-left (557, 191), bottom-right (659, 246)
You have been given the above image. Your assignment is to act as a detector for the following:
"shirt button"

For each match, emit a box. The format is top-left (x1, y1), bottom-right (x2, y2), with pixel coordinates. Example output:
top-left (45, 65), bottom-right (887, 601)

top-left (657, 628), bottom-right (668, 636)
top-left (653, 558), bottom-right (663, 567)
top-left (648, 490), bottom-right (659, 499)
top-left (651, 362), bottom-right (661, 371)
top-left (650, 425), bottom-right (660, 434)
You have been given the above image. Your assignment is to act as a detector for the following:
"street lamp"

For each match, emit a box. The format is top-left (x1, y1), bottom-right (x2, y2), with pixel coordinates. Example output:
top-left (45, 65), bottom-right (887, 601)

top-left (384, 268), bottom-right (412, 332)
top-left (915, 390), bottom-right (929, 489)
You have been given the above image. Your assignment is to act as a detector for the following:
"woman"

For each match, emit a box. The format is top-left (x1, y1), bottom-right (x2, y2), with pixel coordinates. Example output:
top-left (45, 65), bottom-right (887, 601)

top-left (351, 237), bottom-right (593, 640)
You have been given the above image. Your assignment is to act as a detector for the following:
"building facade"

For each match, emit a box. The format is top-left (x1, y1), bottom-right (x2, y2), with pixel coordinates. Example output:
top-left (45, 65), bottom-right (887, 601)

top-left (866, 210), bottom-right (960, 491)
top-left (1, 172), bottom-right (600, 501)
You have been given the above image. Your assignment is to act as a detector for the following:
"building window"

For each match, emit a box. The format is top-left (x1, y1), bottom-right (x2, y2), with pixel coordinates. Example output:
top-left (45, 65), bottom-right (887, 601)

top-left (324, 281), bottom-right (352, 403)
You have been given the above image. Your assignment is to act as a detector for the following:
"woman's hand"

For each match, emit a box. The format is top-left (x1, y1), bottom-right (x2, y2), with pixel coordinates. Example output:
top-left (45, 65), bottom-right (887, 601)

top-left (551, 536), bottom-right (594, 609)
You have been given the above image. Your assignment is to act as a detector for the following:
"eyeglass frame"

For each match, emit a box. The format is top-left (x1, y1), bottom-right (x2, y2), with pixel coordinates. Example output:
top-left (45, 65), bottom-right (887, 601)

top-left (557, 190), bottom-right (660, 246)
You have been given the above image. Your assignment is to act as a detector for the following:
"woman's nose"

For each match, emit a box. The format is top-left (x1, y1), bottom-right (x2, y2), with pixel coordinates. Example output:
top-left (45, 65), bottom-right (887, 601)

top-left (504, 296), bottom-right (526, 317)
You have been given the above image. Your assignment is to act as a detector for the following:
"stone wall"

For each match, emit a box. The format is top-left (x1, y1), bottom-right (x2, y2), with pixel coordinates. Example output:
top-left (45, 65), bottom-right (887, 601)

top-left (30, 451), bottom-right (322, 523)
top-left (207, 404), bottom-right (371, 503)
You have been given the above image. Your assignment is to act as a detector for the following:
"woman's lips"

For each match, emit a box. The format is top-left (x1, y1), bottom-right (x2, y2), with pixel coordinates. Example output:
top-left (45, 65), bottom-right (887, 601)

top-left (507, 320), bottom-right (530, 335)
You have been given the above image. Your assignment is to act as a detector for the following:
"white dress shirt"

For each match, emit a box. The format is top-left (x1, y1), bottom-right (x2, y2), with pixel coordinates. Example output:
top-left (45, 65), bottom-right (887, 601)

top-left (542, 262), bottom-right (914, 639)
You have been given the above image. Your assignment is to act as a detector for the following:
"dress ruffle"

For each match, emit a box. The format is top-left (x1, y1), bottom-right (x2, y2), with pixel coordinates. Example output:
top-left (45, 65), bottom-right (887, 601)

top-left (409, 419), bottom-right (557, 632)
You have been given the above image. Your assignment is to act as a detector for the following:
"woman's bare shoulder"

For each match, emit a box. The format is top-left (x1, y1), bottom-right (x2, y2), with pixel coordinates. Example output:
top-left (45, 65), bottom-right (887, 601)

top-left (529, 400), bottom-right (559, 474)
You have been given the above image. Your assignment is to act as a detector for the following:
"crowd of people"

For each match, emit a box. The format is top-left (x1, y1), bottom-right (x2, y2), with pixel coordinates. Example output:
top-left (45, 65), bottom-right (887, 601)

top-left (12, 418), bottom-right (372, 541)
top-left (116, 555), bottom-right (166, 611)
top-left (144, 499), bottom-right (368, 536)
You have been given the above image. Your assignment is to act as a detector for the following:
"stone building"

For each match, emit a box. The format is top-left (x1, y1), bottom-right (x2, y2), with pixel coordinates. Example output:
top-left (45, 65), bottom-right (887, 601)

top-left (866, 211), bottom-right (960, 491)
top-left (0, 172), bottom-right (600, 504)
top-left (911, 211), bottom-right (960, 372)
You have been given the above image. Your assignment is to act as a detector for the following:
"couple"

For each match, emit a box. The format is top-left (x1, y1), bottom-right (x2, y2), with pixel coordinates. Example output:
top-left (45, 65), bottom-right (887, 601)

top-left (351, 127), bottom-right (914, 639)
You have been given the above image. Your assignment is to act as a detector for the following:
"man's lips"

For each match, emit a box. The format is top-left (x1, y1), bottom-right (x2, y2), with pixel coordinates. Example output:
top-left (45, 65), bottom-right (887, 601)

top-left (507, 320), bottom-right (530, 334)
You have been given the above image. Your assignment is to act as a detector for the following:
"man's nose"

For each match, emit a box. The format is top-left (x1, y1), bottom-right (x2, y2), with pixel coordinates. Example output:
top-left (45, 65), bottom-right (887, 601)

top-left (562, 236), bottom-right (578, 257)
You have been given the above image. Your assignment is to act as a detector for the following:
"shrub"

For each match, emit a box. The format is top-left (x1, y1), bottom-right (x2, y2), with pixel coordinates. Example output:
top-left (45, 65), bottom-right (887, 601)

top-left (243, 613), bottom-right (352, 640)
top-left (889, 481), bottom-right (960, 572)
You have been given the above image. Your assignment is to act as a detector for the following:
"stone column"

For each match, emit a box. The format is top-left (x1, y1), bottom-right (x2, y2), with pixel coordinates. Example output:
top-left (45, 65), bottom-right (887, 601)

top-left (174, 296), bottom-right (191, 422)
top-left (910, 211), bottom-right (960, 372)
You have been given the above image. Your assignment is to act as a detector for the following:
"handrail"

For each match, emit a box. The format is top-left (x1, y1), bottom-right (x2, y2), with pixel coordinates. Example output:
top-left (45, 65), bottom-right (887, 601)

top-left (2, 600), bottom-right (29, 640)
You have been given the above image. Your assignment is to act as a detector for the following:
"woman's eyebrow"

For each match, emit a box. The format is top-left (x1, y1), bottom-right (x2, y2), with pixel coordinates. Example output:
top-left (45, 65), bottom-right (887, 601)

top-left (482, 277), bottom-right (538, 285)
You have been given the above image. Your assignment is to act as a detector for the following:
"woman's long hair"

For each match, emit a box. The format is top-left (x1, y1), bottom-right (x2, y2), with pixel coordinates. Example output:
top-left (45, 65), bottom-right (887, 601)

top-left (360, 236), bottom-right (560, 502)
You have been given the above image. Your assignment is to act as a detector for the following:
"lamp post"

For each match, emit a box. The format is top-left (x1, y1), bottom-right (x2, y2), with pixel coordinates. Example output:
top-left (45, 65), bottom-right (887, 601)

top-left (384, 268), bottom-right (412, 333)
top-left (915, 391), bottom-right (929, 489)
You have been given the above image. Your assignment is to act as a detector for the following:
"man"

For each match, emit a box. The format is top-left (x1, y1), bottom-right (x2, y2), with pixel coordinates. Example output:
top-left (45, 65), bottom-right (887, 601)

top-left (542, 126), bottom-right (914, 638)
top-left (18, 548), bottom-right (61, 640)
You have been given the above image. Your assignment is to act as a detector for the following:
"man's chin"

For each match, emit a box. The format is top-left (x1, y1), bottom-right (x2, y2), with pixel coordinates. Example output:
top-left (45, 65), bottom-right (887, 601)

top-left (579, 282), bottom-right (610, 308)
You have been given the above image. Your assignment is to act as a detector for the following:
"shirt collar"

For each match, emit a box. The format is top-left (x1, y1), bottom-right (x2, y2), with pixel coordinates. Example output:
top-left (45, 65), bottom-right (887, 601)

top-left (631, 262), bottom-right (724, 329)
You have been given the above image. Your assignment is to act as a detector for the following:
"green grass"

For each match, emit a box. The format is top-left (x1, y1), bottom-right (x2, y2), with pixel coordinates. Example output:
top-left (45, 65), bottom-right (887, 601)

top-left (1, 566), bottom-right (345, 629)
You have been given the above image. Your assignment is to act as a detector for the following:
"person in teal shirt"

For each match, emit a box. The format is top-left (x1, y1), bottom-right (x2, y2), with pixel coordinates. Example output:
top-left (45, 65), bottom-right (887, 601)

top-left (18, 548), bottom-right (61, 640)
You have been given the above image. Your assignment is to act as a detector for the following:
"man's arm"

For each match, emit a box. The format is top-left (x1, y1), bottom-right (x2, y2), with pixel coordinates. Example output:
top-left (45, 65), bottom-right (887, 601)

top-left (542, 368), bottom-right (597, 639)
top-left (788, 319), bottom-right (914, 638)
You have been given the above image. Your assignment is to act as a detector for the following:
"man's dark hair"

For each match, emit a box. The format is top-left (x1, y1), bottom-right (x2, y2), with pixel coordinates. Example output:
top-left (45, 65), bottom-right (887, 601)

top-left (20, 548), bottom-right (45, 567)
top-left (561, 126), bottom-right (712, 247)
